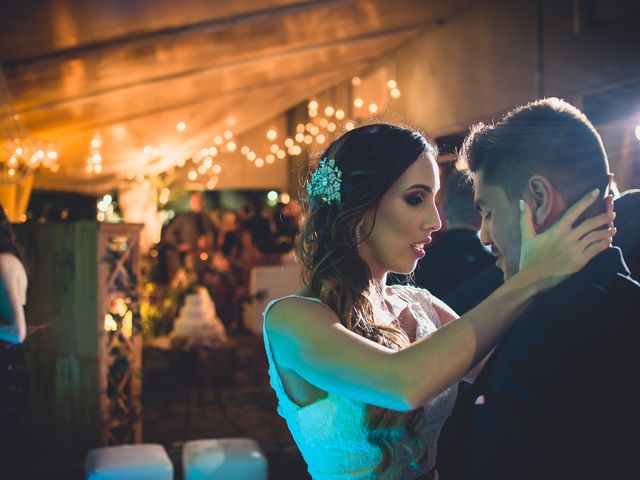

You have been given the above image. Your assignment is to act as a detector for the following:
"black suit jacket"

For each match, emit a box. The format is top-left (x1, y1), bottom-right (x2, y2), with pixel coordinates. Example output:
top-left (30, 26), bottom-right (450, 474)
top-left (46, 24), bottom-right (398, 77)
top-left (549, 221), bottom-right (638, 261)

top-left (447, 248), bottom-right (640, 480)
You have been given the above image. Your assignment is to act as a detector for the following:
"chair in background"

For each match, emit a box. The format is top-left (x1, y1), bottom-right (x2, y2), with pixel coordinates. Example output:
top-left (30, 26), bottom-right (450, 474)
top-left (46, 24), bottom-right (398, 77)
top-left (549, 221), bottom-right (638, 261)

top-left (182, 438), bottom-right (267, 480)
top-left (242, 263), bottom-right (303, 335)
top-left (85, 443), bottom-right (173, 480)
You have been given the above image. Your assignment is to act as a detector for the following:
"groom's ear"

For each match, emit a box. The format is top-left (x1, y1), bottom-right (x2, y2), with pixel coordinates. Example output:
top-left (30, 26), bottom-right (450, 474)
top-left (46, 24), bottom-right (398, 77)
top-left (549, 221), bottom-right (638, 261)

top-left (523, 175), bottom-right (563, 230)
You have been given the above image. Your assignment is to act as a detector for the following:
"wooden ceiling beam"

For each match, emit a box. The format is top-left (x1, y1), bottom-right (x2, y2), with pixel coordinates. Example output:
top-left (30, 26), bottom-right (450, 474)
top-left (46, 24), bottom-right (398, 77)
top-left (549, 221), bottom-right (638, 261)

top-left (1, 0), bottom-right (356, 65)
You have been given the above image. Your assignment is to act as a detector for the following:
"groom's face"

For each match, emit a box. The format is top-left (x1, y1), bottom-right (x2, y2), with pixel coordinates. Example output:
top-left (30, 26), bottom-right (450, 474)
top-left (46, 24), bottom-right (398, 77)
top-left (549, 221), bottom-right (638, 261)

top-left (473, 170), bottom-right (522, 280)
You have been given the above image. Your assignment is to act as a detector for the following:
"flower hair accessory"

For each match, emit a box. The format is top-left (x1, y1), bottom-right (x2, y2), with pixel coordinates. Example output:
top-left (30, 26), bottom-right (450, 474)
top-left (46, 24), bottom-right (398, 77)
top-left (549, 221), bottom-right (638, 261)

top-left (307, 157), bottom-right (342, 207)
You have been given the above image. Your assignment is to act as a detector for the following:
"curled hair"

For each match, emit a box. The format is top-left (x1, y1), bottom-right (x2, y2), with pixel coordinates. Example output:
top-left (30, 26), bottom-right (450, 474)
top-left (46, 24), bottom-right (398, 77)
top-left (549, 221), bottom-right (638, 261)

top-left (295, 123), bottom-right (438, 476)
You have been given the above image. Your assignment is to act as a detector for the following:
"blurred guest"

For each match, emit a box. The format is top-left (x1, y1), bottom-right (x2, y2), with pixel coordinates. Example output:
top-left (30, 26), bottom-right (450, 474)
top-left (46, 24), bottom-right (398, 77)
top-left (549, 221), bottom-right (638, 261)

top-left (273, 200), bottom-right (301, 254)
top-left (163, 192), bottom-right (219, 276)
top-left (244, 203), bottom-right (273, 254)
top-left (0, 205), bottom-right (30, 474)
top-left (613, 189), bottom-right (640, 279)
top-left (412, 170), bottom-right (498, 300)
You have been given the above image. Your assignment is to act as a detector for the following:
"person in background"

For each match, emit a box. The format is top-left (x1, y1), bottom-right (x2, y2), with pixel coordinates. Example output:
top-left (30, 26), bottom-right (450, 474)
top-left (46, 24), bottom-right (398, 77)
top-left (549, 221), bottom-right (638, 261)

top-left (163, 192), bottom-right (219, 276)
top-left (412, 170), bottom-right (499, 303)
top-left (613, 189), bottom-right (640, 279)
top-left (0, 204), bottom-right (30, 475)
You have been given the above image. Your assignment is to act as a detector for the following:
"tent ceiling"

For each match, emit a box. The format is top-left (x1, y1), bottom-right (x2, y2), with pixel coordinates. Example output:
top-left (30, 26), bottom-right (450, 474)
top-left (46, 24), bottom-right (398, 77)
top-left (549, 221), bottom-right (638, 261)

top-left (0, 0), bottom-right (473, 193)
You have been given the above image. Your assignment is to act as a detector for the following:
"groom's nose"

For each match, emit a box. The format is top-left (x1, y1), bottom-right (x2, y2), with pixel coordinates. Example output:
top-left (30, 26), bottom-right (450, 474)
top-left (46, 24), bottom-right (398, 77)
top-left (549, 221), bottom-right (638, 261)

top-left (479, 221), bottom-right (492, 246)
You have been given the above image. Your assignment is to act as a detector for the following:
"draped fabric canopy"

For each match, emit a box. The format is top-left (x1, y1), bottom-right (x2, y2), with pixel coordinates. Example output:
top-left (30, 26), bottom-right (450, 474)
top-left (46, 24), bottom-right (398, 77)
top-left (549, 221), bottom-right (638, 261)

top-left (0, 0), bottom-right (473, 194)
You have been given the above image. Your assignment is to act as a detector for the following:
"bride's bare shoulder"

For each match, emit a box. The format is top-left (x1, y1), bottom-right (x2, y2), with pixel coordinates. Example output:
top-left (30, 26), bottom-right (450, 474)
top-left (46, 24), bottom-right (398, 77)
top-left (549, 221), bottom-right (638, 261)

top-left (266, 291), bottom-right (337, 334)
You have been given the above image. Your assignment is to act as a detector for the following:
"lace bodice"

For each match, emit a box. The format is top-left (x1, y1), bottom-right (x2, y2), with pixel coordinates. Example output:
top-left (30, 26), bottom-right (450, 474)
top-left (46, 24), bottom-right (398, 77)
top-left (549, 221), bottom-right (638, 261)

top-left (263, 285), bottom-right (458, 479)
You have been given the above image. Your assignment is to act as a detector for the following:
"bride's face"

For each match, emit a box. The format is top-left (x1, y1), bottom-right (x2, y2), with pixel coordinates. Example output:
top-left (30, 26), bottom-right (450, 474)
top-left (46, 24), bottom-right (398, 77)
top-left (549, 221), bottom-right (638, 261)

top-left (359, 154), bottom-right (442, 278)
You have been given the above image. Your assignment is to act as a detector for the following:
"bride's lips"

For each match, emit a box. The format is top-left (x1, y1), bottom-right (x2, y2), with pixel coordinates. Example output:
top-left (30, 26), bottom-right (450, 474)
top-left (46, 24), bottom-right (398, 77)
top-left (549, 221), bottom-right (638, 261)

top-left (410, 237), bottom-right (431, 258)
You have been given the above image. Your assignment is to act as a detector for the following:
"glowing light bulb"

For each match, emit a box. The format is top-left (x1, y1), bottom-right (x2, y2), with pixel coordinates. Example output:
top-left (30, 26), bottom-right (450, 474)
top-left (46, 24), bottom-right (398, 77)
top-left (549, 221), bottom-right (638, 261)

top-left (308, 100), bottom-right (319, 110)
top-left (387, 80), bottom-right (397, 89)
top-left (368, 103), bottom-right (378, 113)
top-left (354, 97), bottom-right (364, 108)
top-left (176, 121), bottom-right (186, 132)
top-left (266, 129), bottom-right (277, 141)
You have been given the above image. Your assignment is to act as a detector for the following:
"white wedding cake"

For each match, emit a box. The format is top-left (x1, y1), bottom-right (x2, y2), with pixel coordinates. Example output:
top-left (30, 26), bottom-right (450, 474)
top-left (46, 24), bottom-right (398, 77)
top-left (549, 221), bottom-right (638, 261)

top-left (173, 287), bottom-right (227, 344)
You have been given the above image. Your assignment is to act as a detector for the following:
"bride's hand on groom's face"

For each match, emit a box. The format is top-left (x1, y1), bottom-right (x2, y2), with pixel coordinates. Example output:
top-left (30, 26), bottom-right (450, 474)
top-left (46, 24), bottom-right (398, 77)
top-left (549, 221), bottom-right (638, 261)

top-left (518, 189), bottom-right (616, 286)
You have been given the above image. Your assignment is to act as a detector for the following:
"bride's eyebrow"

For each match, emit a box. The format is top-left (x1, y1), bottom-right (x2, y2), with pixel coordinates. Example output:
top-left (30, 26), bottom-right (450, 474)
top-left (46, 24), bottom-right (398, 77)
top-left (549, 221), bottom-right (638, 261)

top-left (404, 184), bottom-right (433, 193)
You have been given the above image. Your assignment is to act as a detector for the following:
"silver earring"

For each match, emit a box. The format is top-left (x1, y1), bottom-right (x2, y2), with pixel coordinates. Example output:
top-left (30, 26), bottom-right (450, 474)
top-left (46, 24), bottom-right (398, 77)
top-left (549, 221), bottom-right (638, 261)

top-left (355, 223), bottom-right (361, 252)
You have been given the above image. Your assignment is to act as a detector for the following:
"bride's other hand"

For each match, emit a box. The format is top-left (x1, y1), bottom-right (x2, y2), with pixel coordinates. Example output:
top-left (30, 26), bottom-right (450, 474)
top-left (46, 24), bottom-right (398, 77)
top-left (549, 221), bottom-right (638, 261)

top-left (518, 189), bottom-right (615, 287)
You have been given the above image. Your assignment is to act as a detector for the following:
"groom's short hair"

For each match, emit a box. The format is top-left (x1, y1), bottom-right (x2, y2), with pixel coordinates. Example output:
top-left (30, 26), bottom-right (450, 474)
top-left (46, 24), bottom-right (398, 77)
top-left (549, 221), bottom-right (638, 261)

top-left (459, 97), bottom-right (610, 204)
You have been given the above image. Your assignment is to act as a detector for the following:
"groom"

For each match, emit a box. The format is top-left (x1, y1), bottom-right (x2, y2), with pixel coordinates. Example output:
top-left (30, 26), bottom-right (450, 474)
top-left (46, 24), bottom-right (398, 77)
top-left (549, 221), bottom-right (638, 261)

top-left (440, 98), bottom-right (640, 480)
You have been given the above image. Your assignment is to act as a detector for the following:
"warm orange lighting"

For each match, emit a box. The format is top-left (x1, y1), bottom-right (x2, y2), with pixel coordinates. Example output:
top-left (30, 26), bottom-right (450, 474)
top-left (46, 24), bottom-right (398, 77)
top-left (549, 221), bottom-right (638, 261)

top-left (368, 103), bottom-right (378, 113)
top-left (122, 311), bottom-right (133, 338)
top-left (354, 97), bottom-right (364, 108)
top-left (266, 129), bottom-right (277, 141)
top-left (308, 100), bottom-right (319, 110)
top-left (104, 314), bottom-right (118, 332)
top-left (387, 80), bottom-right (397, 89)
top-left (324, 106), bottom-right (334, 117)
top-left (390, 88), bottom-right (401, 99)
top-left (200, 252), bottom-right (209, 261)
top-left (176, 121), bottom-right (186, 132)
top-left (255, 158), bottom-right (264, 167)
top-left (352, 76), bottom-right (361, 86)
top-left (335, 109), bottom-right (345, 120)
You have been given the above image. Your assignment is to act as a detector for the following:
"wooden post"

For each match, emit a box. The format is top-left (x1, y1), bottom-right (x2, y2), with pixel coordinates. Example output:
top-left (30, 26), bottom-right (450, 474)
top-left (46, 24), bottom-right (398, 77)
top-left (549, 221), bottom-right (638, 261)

top-left (15, 221), bottom-right (143, 455)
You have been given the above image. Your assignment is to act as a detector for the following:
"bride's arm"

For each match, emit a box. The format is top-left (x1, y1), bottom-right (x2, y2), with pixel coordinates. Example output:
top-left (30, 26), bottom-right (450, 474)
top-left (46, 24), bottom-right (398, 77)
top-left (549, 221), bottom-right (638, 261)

top-left (267, 191), bottom-right (614, 411)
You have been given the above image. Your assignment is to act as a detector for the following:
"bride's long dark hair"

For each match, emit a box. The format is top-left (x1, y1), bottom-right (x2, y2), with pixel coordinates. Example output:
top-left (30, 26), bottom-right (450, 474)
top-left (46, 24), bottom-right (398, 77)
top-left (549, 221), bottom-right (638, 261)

top-left (296, 123), bottom-right (438, 476)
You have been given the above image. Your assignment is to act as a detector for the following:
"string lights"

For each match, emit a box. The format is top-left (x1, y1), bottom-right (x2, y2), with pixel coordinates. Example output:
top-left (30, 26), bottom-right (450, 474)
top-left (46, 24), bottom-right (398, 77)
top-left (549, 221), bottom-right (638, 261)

top-left (88, 75), bottom-right (401, 194)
